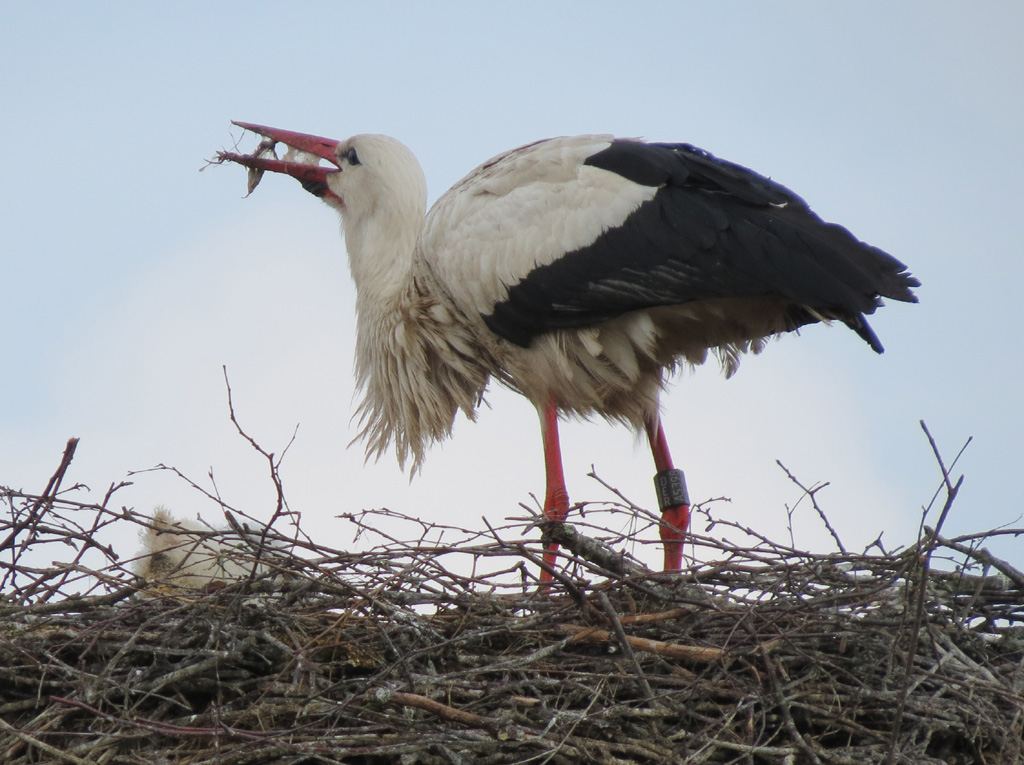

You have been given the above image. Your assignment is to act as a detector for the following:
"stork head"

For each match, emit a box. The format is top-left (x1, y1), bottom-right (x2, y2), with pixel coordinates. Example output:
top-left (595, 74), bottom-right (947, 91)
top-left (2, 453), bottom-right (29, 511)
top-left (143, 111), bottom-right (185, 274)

top-left (217, 121), bottom-right (428, 292)
top-left (217, 121), bottom-right (427, 233)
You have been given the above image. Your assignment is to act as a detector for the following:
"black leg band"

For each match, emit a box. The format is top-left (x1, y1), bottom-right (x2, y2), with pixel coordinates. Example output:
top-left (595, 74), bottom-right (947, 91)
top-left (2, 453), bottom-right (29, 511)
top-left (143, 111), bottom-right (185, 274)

top-left (654, 468), bottom-right (689, 511)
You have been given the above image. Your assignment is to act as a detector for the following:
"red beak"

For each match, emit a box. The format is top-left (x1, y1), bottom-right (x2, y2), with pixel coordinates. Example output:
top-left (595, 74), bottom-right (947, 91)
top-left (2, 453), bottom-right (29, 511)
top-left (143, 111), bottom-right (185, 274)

top-left (216, 121), bottom-right (341, 199)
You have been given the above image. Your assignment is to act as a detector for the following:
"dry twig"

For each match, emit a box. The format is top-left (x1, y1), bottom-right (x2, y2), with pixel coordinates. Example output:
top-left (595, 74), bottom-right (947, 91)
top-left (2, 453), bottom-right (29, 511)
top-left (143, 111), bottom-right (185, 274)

top-left (0, 424), bottom-right (1021, 763)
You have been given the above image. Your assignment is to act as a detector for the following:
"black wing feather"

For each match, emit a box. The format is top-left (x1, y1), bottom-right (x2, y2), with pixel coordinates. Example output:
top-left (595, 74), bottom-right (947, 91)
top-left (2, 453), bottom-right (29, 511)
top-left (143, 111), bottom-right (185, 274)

top-left (483, 141), bottom-right (919, 352)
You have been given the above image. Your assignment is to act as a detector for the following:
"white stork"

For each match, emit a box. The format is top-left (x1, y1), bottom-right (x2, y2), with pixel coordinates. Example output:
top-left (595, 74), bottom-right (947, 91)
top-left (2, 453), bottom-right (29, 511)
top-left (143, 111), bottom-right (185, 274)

top-left (216, 123), bottom-right (919, 580)
top-left (135, 507), bottom-right (263, 591)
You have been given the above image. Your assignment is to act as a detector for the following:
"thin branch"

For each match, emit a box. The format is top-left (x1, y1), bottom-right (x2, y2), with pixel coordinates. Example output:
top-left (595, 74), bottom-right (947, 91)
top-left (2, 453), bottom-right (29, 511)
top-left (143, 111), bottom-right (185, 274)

top-left (776, 460), bottom-right (845, 554)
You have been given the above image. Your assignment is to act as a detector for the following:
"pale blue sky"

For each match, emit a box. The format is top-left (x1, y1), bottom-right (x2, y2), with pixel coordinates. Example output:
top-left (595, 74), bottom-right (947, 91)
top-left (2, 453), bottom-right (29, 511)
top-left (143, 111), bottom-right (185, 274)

top-left (2, 3), bottom-right (1022, 571)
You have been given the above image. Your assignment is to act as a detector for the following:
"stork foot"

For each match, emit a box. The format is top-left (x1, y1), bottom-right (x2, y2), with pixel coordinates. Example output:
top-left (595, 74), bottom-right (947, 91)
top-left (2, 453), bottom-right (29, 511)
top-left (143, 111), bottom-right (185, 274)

top-left (539, 399), bottom-right (570, 583)
top-left (541, 485), bottom-right (570, 580)
top-left (653, 465), bottom-right (690, 571)
top-left (660, 504), bottom-right (690, 571)
top-left (645, 419), bottom-right (690, 572)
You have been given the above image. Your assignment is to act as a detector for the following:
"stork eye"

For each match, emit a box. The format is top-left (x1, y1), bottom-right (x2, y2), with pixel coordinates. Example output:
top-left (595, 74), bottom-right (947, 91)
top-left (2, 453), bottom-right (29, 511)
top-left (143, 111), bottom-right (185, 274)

top-left (344, 147), bottom-right (360, 166)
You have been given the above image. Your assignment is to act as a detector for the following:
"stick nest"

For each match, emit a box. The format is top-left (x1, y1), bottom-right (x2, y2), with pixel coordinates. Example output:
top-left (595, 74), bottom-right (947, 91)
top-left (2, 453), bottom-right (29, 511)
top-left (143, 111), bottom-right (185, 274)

top-left (1, 438), bottom-right (1022, 764)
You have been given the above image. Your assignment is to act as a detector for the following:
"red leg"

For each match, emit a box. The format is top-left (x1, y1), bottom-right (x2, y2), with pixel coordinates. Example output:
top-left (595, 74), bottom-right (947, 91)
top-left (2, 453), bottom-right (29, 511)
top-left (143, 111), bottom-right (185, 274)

top-left (645, 416), bottom-right (690, 571)
top-left (539, 399), bottom-right (570, 581)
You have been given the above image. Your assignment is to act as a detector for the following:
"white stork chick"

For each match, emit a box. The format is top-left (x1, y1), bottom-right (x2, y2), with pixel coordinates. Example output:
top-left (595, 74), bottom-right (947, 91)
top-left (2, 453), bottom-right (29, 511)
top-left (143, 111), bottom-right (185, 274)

top-left (135, 507), bottom-right (262, 591)
top-left (217, 124), bottom-right (919, 580)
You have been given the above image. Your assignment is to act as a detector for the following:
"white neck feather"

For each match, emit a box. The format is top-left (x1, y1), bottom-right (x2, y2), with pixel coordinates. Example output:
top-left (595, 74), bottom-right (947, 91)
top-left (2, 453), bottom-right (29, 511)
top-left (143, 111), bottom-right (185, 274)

top-left (340, 156), bottom-right (426, 304)
top-left (332, 140), bottom-right (489, 471)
